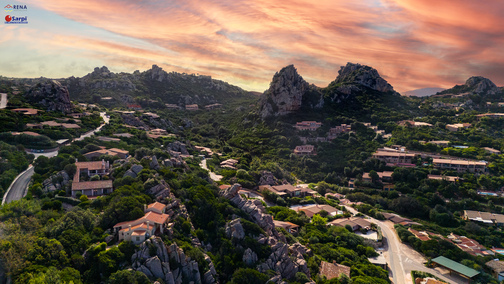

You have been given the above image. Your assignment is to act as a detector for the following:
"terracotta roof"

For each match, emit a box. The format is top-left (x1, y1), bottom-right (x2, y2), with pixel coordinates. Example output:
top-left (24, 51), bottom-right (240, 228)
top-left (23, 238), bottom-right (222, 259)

top-left (219, 184), bottom-right (231, 190)
top-left (12, 108), bottom-right (39, 115)
top-left (76, 161), bottom-right (106, 171)
top-left (272, 184), bottom-right (298, 193)
top-left (319, 261), bottom-right (351, 280)
top-left (12, 131), bottom-right (41, 136)
top-left (108, 148), bottom-right (129, 154)
top-left (486, 260), bottom-right (504, 273)
top-left (273, 220), bottom-right (299, 230)
top-left (147, 202), bottom-right (166, 212)
top-left (144, 211), bottom-right (170, 225)
top-left (61, 123), bottom-right (81, 129)
top-left (41, 121), bottom-right (62, 127)
top-left (72, 180), bottom-right (113, 190)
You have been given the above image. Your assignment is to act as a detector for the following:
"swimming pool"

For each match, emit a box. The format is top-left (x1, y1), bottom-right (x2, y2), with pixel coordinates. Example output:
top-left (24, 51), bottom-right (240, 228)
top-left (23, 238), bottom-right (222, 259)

top-left (492, 249), bottom-right (504, 255)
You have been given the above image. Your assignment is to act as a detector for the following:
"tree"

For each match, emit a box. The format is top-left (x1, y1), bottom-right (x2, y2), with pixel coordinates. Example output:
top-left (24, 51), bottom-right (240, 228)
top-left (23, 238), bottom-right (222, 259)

top-left (228, 268), bottom-right (268, 284)
top-left (312, 214), bottom-right (327, 228)
top-left (369, 170), bottom-right (379, 184)
top-left (107, 270), bottom-right (150, 284)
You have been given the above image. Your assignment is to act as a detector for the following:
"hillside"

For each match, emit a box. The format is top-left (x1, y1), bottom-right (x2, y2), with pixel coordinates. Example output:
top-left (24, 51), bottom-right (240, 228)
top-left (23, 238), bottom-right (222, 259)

top-left (62, 65), bottom-right (257, 107)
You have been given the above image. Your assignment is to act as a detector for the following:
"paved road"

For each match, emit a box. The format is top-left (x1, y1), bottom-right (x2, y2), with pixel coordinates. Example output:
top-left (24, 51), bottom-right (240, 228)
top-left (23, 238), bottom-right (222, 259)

top-left (4, 112), bottom-right (110, 205)
top-left (2, 166), bottom-right (34, 205)
top-left (0, 93), bottom-right (6, 109)
top-left (343, 205), bottom-right (465, 284)
top-left (199, 158), bottom-right (223, 181)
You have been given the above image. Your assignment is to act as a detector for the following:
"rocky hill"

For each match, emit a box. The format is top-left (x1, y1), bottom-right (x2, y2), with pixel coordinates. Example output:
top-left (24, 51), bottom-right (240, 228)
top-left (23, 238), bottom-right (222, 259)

top-left (24, 80), bottom-right (74, 113)
top-left (63, 65), bottom-right (256, 107)
top-left (258, 62), bottom-right (413, 121)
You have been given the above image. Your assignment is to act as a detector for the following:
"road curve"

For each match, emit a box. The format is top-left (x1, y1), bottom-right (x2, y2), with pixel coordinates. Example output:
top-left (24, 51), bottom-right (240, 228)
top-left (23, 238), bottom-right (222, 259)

top-left (2, 166), bottom-right (34, 205)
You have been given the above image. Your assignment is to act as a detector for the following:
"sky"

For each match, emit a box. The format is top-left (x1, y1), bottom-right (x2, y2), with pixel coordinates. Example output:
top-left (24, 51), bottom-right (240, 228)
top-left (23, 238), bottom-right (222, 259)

top-left (1, 0), bottom-right (504, 93)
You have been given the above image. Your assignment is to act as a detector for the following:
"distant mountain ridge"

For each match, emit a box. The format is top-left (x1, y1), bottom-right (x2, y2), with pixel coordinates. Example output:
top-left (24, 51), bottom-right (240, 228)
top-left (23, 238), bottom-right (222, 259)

top-left (62, 65), bottom-right (255, 106)
top-left (403, 88), bottom-right (446, 97)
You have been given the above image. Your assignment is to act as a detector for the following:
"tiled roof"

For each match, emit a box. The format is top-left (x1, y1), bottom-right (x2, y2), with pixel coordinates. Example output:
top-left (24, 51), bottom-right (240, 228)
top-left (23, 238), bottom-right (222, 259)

top-left (76, 161), bottom-right (106, 171)
top-left (72, 180), bottom-right (113, 190)
top-left (147, 202), bottom-right (166, 212)
top-left (319, 261), bottom-right (351, 280)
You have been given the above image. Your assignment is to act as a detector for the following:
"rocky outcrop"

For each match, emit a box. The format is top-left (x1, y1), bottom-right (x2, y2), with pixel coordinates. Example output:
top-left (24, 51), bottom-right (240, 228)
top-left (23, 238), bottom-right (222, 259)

top-left (42, 170), bottom-right (70, 192)
top-left (333, 62), bottom-right (394, 93)
top-left (167, 141), bottom-right (189, 155)
top-left (225, 218), bottom-right (245, 240)
top-left (123, 164), bottom-right (144, 178)
top-left (121, 114), bottom-right (148, 129)
top-left (221, 184), bottom-right (311, 281)
top-left (259, 65), bottom-right (323, 118)
top-left (150, 156), bottom-right (160, 170)
top-left (145, 179), bottom-right (171, 201)
top-left (258, 238), bottom-right (311, 280)
top-left (242, 248), bottom-right (258, 266)
top-left (464, 76), bottom-right (499, 95)
top-left (258, 171), bottom-right (278, 186)
top-left (25, 80), bottom-right (74, 113)
top-left (220, 184), bottom-right (275, 235)
top-left (132, 237), bottom-right (217, 284)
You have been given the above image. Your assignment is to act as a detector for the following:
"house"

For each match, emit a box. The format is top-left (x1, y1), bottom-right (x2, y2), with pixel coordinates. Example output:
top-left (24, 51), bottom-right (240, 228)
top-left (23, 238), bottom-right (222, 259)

top-left (96, 136), bottom-right (121, 142)
top-left (463, 210), bottom-right (504, 226)
top-left (325, 192), bottom-right (344, 199)
top-left (127, 104), bottom-right (142, 110)
top-left (26, 123), bottom-right (42, 129)
top-left (475, 113), bottom-right (504, 120)
top-left (446, 123), bottom-right (471, 132)
top-left (408, 228), bottom-right (431, 241)
top-left (328, 124), bottom-right (351, 139)
top-left (432, 159), bottom-right (487, 173)
top-left (72, 160), bottom-right (112, 197)
top-left (273, 220), bottom-right (299, 234)
top-left (362, 171), bottom-right (394, 183)
top-left (141, 112), bottom-right (159, 119)
top-left (185, 104), bottom-right (199, 111)
top-left (61, 123), bottom-right (81, 129)
top-left (382, 213), bottom-right (420, 226)
top-left (114, 210), bottom-right (170, 244)
top-left (483, 147), bottom-right (501, 155)
top-left (68, 112), bottom-right (90, 119)
top-left (294, 145), bottom-right (316, 156)
top-left (328, 217), bottom-right (372, 232)
top-left (259, 183), bottom-right (315, 198)
top-left (41, 121), bottom-right (62, 127)
top-left (145, 202), bottom-right (167, 214)
top-left (319, 261), bottom-right (351, 280)
top-left (165, 104), bottom-right (180, 109)
top-left (11, 108), bottom-right (39, 115)
top-left (398, 120), bottom-right (433, 127)
top-left (447, 233), bottom-right (491, 256)
top-left (83, 148), bottom-right (129, 160)
top-left (486, 260), bottom-right (504, 281)
top-left (382, 183), bottom-right (394, 191)
top-left (294, 121), bottom-right (322, 131)
top-left (11, 131), bottom-right (40, 137)
top-left (205, 103), bottom-right (223, 110)
top-left (220, 159), bottom-right (238, 169)
top-left (72, 180), bottom-right (113, 197)
top-left (372, 151), bottom-right (416, 166)
top-left (296, 204), bottom-right (338, 218)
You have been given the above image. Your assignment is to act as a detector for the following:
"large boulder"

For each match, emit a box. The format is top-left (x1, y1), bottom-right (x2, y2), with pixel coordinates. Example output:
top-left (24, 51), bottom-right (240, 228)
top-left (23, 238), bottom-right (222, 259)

top-left (225, 218), bottom-right (245, 240)
top-left (24, 80), bottom-right (74, 113)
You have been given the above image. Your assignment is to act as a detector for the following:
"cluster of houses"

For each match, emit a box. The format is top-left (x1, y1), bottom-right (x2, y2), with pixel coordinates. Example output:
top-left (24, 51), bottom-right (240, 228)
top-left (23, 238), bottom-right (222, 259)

top-left (445, 123), bottom-right (471, 132)
top-left (371, 146), bottom-right (489, 173)
top-left (114, 201), bottom-right (171, 244)
top-left (220, 159), bottom-right (238, 169)
top-left (71, 160), bottom-right (113, 198)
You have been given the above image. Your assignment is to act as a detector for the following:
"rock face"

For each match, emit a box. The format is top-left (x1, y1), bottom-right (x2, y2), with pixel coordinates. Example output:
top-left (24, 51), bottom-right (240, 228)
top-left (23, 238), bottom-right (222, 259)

top-left (132, 237), bottom-right (216, 284)
top-left (25, 80), bottom-right (74, 113)
top-left (259, 65), bottom-right (323, 118)
top-left (464, 76), bottom-right (499, 95)
top-left (42, 170), bottom-right (70, 193)
top-left (333, 62), bottom-right (394, 93)
top-left (242, 248), bottom-right (258, 266)
top-left (145, 179), bottom-right (171, 201)
top-left (225, 218), bottom-right (245, 240)
top-left (167, 141), bottom-right (189, 155)
top-left (258, 171), bottom-right (278, 186)
top-left (220, 184), bottom-right (311, 281)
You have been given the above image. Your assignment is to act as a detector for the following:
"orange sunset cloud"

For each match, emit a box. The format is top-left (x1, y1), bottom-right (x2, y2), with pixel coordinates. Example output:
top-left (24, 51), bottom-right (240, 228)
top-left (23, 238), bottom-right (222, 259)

top-left (3, 0), bottom-right (504, 92)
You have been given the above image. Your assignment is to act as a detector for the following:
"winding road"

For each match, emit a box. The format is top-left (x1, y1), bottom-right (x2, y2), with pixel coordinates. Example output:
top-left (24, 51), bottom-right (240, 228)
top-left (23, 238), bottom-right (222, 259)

top-left (343, 205), bottom-right (465, 284)
top-left (2, 112), bottom-right (109, 205)
top-left (0, 93), bottom-right (7, 109)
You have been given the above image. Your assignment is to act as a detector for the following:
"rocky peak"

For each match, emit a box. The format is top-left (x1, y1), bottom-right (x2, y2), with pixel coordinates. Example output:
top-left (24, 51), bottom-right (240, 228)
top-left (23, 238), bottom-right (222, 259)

top-left (259, 65), bottom-right (322, 118)
top-left (149, 64), bottom-right (168, 82)
top-left (333, 62), bottom-right (394, 93)
top-left (90, 66), bottom-right (112, 78)
top-left (464, 76), bottom-right (498, 94)
top-left (25, 80), bottom-right (74, 113)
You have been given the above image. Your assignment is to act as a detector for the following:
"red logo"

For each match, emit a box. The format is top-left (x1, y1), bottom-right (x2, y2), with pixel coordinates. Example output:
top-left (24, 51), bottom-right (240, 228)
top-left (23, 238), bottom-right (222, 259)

top-left (4, 5), bottom-right (13, 9)
top-left (5, 15), bottom-right (12, 22)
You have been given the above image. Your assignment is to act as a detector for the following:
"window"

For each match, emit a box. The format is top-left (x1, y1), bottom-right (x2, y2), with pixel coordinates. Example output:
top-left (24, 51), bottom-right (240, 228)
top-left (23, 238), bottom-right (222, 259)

top-left (136, 236), bottom-right (140, 242)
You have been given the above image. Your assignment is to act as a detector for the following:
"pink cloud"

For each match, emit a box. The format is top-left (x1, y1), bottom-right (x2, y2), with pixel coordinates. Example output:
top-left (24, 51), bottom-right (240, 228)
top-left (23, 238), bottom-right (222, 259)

top-left (13, 0), bottom-right (504, 92)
